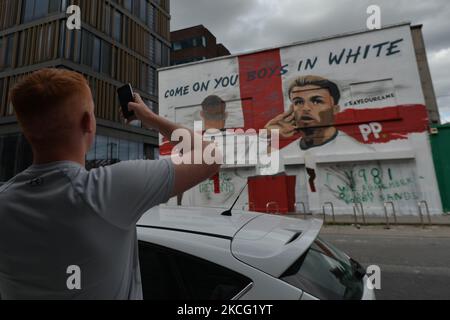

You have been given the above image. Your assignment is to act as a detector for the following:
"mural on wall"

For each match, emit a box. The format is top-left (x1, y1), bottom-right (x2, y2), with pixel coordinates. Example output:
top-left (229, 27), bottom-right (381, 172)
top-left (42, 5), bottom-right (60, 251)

top-left (160, 24), bottom-right (442, 215)
top-left (265, 75), bottom-right (342, 151)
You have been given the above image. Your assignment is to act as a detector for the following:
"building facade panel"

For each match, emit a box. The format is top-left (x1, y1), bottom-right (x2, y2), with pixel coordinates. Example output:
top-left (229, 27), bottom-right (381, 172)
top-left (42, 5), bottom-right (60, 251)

top-left (0, 0), bottom-right (171, 182)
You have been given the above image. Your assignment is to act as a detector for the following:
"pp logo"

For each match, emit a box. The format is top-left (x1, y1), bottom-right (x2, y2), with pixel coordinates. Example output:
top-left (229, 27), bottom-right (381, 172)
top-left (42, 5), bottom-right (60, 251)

top-left (359, 122), bottom-right (383, 142)
top-left (366, 265), bottom-right (381, 290)
top-left (66, 265), bottom-right (81, 290)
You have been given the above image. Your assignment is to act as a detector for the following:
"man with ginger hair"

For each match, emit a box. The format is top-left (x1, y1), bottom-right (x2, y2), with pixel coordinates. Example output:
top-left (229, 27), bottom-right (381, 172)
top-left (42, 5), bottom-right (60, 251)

top-left (0, 68), bottom-right (220, 300)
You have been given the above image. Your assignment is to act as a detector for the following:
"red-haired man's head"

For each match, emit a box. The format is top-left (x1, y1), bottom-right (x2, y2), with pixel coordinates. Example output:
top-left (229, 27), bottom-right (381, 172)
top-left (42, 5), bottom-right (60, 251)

top-left (10, 68), bottom-right (96, 161)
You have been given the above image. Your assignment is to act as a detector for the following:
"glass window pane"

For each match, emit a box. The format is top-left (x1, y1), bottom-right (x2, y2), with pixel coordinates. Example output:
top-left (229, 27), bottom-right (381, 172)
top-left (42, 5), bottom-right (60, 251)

top-left (96, 135), bottom-right (108, 160)
top-left (147, 4), bottom-right (154, 30)
top-left (5, 35), bottom-right (14, 68)
top-left (101, 41), bottom-right (112, 75)
top-left (0, 135), bottom-right (19, 182)
top-left (281, 238), bottom-right (364, 300)
top-left (93, 37), bottom-right (101, 71)
top-left (119, 139), bottom-right (129, 161)
top-left (155, 40), bottom-right (162, 65)
top-left (86, 138), bottom-right (96, 161)
top-left (35, 0), bottom-right (49, 19)
top-left (22, 0), bottom-right (35, 22)
top-left (107, 138), bottom-right (119, 161)
top-left (81, 31), bottom-right (93, 67)
top-left (113, 11), bottom-right (122, 42)
top-left (123, 0), bottom-right (132, 11)
top-left (104, 5), bottom-right (111, 35)
top-left (61, 0), bottom-right (68, 11)
top-left (129, 142), bottom-right (139, 160)
top-left (49, 0), bottom-right (61, 13)
top-left (173, 42), bottom-right (181, 51)
top-left (139, 0), bottom-right (147, 21)
top-left (138, 143), bottom-right (144, 160)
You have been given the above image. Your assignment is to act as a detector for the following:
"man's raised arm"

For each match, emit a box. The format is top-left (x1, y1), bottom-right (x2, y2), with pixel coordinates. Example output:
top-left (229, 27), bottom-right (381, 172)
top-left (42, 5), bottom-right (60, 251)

top-left (128, 94), bottom-right (221, 198)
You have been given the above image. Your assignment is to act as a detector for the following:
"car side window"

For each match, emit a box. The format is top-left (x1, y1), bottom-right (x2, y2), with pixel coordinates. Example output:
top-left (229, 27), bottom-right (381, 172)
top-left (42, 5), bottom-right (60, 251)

top-left (138, 241), bottom-right (252, 300)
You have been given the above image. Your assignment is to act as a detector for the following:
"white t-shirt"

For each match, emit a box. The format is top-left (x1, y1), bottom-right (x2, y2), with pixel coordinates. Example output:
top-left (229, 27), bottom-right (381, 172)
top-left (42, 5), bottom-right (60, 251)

top-left (0, 159), bottom-right (175, 300)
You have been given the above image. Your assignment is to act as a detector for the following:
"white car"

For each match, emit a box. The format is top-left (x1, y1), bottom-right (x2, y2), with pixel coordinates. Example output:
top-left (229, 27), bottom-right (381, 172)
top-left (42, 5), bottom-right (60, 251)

top-left (137, 206), bottom-right (376, 300)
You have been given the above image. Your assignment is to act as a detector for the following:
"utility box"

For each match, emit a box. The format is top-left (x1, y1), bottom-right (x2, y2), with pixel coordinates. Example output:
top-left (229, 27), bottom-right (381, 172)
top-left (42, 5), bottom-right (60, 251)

top-left (430, 124), bottom-right (450, 213)
top-left (248, 176), bottom-right (296, 214)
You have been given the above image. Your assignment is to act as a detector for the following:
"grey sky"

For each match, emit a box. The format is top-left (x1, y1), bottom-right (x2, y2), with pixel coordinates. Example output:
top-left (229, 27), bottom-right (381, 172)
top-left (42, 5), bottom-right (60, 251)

top-left (171, 0), bottom-right (450, 123)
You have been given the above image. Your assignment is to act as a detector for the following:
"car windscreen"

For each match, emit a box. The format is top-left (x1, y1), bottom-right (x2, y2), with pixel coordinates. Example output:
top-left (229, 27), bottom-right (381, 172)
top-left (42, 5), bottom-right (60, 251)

top-left (280, 237), bottom-right (364, 300)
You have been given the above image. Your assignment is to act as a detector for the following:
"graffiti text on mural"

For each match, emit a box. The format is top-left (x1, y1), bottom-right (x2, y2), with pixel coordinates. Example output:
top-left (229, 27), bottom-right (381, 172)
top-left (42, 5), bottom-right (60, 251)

top-left (325, 166), bottom-right (420, 205)
top-left (199, 173), bottom-right (235, 194)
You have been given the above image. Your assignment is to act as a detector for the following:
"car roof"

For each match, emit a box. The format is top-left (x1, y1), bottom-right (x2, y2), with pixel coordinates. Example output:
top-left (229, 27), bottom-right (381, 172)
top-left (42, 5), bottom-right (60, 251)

top-left (138, 205), bottom-right (264, 239)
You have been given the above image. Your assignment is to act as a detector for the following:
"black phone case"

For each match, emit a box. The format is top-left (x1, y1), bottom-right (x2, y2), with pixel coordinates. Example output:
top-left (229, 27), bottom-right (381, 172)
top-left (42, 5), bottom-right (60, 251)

top-left (117, 84), bottom-right (135, 119)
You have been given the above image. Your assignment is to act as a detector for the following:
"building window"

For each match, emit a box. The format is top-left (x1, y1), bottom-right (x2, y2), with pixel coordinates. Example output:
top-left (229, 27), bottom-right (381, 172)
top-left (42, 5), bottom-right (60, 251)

top-left (155, 39), bottom-right (162, 65)
top-left (58, 21), bottom-right (66, 58)
top-left (49, 0), bottom-right (62, 12)
top-left (34, 0), bottom-right (50, 18)
top-left (22, 0), bottom-right (62, 23)
top-left (81, 30), bottom-right (94, 67)
top-left (113, 11), bottom-right (122, 42)
top-left (129, 142), bottom-right (139, 160)
top-left (119, 139), bottom-right (129, 161)
top-left (95, 135), bottom-right (108, 160)
top-left (104, 5), bottom-right (112, 36)
top-left (101, 41), bottom-right (112, 76)
top-left (123, 0), bottom-right (132, 12)
top-left (173, 36), bottom-right (207, 52)
top-left (67, 29), bottom-right (81, 63)
top-left (86, 135), bottom-right (147, 169)
top-left (151, 67), bottom-right (156, 94)
top-left (147, 3), bottom-right (155, 30)
top-left (0, 134), bottom-right (33, 182)
top-left (0, 34), bottom-right (14, 71)
top-left (108, 138), bottom-right (120, 161)
top-left (161, 45), bottom-right (169, 66)
top-left (173, 42), bottom-right (181, 51)
top-left (139, 0), bottom-right (147, 22)
top-left (93, 37), bottom-right (101, 72)
top-left (22, 0), bottom-right (35, 22)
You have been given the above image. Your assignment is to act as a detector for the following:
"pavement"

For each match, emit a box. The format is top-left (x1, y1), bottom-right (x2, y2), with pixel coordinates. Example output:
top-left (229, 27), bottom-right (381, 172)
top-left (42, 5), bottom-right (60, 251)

top-left (319, 225), bottom-right (450, 300)
top-left (288, 213), bottom-right (450, 226)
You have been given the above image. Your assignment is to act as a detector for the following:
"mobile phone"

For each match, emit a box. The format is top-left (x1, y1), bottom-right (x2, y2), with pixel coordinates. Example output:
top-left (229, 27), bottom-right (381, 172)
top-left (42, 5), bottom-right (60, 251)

top-left (117, 83), bottom-right (135, 119)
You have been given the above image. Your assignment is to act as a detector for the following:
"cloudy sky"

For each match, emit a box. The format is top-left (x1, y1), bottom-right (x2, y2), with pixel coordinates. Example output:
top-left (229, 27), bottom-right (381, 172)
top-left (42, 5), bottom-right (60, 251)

top-left (171, 0), bottom-right (450, 123)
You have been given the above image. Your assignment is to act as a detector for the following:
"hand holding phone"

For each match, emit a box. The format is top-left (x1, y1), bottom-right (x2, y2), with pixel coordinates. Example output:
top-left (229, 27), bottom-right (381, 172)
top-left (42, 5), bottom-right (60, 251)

top-left (117, 84), bottom-right (136, 120)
